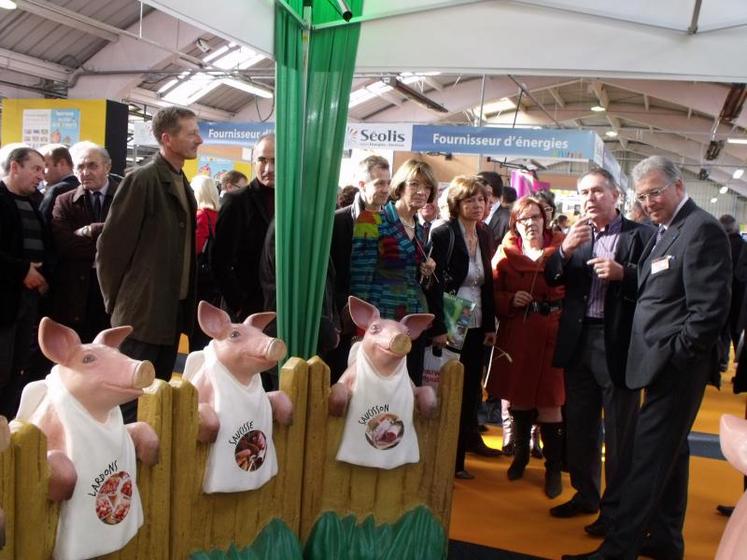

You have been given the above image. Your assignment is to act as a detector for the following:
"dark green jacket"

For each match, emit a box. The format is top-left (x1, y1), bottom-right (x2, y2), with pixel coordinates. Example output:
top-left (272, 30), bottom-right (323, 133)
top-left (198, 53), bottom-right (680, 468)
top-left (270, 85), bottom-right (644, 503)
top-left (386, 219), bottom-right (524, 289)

top-left (96, 153), bottom-right (197, 344)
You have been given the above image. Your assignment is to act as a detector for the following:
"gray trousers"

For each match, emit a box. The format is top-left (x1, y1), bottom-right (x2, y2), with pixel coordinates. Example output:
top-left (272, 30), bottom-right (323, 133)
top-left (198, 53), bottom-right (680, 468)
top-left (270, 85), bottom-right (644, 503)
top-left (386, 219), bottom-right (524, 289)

top-left (564, 324), bottom-right (639, 517)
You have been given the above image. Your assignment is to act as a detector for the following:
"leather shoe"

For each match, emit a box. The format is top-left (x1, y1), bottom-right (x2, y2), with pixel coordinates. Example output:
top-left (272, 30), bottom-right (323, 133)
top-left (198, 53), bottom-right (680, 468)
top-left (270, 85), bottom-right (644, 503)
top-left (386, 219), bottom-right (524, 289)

top-left (561, 551), bottom-right (611, 559)
top-left (584, 516), bottom-right (612, 538)
top-left (550, 498), bottom-right (598, 518)
top-left (455, 469), bottom-right (475, 480)
top-left (466, 440), bottom-right (502, 457)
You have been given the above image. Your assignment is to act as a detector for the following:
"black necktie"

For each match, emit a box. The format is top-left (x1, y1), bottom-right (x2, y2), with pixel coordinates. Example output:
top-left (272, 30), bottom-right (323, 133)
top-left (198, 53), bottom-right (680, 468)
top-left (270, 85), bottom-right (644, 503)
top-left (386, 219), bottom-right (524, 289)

top-left (92, 192), bottom-right (102, 222)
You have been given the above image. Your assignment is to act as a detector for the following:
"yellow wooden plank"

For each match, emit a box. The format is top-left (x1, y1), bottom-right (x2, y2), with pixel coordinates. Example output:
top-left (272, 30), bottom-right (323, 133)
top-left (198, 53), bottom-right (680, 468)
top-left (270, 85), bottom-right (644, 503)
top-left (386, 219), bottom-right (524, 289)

top-left (168, 376), bottom-right (201, 559)
top-left (429, 360), bottom-right (463, 527)
top-left (12, 422), bottom-right (58, 559)
top-left (0, 416), bottom-right (14, 560)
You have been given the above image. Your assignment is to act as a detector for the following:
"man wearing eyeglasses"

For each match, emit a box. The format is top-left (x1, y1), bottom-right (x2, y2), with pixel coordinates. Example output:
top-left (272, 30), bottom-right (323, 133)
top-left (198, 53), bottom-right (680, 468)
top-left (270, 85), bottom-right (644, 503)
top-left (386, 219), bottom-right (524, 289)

top-left (546, 168), bottom-right (654, 539)
top-left (564, 156), bottom-right (731, 560)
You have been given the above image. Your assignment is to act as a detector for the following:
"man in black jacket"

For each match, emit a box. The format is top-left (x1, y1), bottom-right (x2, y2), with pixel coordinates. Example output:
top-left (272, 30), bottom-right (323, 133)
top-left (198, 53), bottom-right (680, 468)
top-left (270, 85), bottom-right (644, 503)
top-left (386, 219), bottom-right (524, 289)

top-left (0, 147), bottom-right (48, 418)
top-left (327, 155), bottom-right (390, 381)
top-left (564, 156), bottom-right (731, 560)
top-left (39, 144), bottom-right (79, 226)
top-left (546, 168), bottom-right (654, 537)
top-left (212, 134), bottom-right (275, 321)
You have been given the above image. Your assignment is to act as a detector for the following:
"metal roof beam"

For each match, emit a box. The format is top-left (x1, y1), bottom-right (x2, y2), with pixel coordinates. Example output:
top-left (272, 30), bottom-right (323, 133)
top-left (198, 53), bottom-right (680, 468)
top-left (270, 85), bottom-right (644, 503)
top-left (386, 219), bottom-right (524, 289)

top-left (0, 46), bottom-right (71, 82)
top-left (549, 87), bottom-right (565, 108)
top-left (127, 87), bottom-right (233, 121)
top-left (15, 0), bottom-right (119, 42)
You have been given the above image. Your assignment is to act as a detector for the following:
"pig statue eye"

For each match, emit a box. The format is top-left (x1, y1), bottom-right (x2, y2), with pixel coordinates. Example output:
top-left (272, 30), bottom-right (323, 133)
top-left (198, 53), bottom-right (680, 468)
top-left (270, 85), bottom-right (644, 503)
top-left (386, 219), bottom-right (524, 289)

top-left (82, 354), bottom-right (96, 364)
top-left (369, 324), bottom-right (380, 334)
top-left (229, 330), bottom-right (241, 339)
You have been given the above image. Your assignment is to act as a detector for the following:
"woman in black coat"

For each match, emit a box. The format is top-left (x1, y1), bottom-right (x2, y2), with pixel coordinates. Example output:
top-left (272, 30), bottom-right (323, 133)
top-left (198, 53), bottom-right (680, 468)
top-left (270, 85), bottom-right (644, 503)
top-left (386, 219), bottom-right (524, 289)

top-left (429, 175), bottom-right (499, 479)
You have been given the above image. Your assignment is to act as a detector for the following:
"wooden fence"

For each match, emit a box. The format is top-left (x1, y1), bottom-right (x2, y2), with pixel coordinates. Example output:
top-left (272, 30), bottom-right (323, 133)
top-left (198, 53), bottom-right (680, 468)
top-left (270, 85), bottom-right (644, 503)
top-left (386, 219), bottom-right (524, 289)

top-left (168, 357), bottom-right (308, 558)
top-left (300, 356), bottom-right (464, 540)
top-left (0, 356), bottom-right (462, 558)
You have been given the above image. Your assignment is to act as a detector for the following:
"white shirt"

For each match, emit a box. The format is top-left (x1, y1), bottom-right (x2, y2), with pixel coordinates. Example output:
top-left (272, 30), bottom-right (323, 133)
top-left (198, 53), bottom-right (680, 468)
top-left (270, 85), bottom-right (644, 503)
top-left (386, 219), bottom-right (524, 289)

top-left (336, 342), bottom-right (420, 469)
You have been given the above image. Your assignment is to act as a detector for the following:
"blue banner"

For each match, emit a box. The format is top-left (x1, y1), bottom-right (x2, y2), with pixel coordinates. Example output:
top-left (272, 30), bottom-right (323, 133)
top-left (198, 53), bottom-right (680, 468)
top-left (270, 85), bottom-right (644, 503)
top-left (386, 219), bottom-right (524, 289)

top-left (199, 122), bottom-right (275, 147)
top-left (411, 125), bottom-right (597, 161)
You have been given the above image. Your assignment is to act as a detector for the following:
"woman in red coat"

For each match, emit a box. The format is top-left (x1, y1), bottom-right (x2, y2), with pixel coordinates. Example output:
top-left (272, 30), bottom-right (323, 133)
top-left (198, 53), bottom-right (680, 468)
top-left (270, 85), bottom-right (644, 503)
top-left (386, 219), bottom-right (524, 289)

top-left (486, 196), bottom-right (565, 498)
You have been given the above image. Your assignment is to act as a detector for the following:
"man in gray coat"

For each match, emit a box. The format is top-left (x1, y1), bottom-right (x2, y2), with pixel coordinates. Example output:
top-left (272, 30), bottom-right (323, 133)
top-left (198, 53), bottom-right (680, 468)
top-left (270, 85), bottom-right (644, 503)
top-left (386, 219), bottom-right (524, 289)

top-left (97, 107), bottom-right (202, 395)
top-left (564, 156), bottom-right (732, 560)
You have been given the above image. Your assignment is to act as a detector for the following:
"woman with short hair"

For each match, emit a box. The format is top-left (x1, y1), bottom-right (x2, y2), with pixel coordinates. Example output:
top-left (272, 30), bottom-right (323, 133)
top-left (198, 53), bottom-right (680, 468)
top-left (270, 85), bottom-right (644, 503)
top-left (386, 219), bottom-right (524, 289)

top-left (487, 196), bottom-right (566, 498)
top-left (430, 175), bottom-right (500, 479)
top-left (349, 159), bottom-right (438, 385)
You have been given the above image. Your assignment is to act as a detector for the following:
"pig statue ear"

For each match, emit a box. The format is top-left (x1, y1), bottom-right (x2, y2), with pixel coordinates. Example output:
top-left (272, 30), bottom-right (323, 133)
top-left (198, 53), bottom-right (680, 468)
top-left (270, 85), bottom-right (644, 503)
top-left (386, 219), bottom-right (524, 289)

top-left (244, 312), bottom-right (277, 332)
top-left (197, 300), bottom-right (232, 340)
top-left (92, 325), bottom-right (133, 348)
top-left (348, 296), bottom-right (380, 330)
top-left (39, 317), bottom-right (81, 366)
top-left (400, 313), bottom-right (435, 341)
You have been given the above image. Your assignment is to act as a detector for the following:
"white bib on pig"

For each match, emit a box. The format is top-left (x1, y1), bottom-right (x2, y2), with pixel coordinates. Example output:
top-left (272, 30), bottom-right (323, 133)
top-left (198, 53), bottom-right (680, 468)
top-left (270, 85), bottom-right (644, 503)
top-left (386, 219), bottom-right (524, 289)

top-left (190, 342), bottom-right (278, 493)
top-left (44, 367), bottom-right (143, 560)
top-left (336, 341), bottom-right (419, 469)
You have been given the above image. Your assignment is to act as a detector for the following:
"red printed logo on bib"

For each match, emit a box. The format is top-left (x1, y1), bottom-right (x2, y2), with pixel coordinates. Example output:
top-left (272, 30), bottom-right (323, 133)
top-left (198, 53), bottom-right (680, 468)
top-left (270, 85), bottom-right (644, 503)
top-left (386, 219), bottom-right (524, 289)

top-left (235, 430), bottom-right (267, 471)
top-left (95, 471), bottom-right (133, 525)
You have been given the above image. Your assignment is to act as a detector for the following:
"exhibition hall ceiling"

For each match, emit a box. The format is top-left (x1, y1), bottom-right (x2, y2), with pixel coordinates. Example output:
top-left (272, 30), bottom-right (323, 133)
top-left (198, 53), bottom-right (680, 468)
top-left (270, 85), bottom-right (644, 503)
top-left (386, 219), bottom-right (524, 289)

top-left (1, 0), bottom-right (746, 192)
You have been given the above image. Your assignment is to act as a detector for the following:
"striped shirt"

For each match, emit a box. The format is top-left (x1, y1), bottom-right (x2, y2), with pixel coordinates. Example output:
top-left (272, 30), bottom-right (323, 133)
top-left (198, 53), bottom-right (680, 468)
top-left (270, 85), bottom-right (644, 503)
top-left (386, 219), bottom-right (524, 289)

top-left (14, 196), bottom-right (45, 262)
top-left (586, 213), bottom-right (622, 319)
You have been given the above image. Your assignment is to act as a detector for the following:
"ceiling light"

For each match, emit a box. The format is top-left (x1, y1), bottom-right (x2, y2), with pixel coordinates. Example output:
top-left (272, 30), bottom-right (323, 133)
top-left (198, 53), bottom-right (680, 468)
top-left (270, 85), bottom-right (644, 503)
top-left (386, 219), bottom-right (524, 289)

top-left (727, 138), bottom-right (747, 144)
top-left (710, 197), bottom-right (718, 203)
top-left (475, 97), bottom-right (517, 116)
top-left (380, 77), bottom-right (448, 113)
top-left (719, 186), bottom-right (729, 194)
top-left (605, 130), bottom-right (618, 138)
top-left (733, 168), bottom-right (744, 179)
top-left (0, 0), bottom-right (17, 9)
top-left (590, 105), bottom-right (606, 112)
top-left (221, 78), bottom-right (273, 99)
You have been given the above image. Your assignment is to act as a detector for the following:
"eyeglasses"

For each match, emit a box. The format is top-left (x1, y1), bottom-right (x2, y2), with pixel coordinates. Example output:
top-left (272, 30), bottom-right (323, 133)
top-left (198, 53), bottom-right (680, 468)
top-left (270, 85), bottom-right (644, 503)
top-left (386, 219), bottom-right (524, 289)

top-left (516, 213), bottom-right (543, 224)
top-left (636, 182), bottom-right (673, 203)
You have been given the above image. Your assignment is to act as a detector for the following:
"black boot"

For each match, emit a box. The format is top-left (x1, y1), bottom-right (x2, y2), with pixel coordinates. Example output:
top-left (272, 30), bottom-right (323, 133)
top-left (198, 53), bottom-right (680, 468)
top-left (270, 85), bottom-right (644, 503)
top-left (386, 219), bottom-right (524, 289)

top-left (507, 409), bottom-right (533, 480)
top-left (541, 422), bottom-right (564, 499)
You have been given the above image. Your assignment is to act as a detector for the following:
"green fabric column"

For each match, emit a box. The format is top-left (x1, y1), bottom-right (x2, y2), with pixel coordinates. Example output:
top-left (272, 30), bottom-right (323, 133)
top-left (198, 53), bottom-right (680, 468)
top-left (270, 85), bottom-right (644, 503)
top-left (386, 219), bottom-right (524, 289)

top-left (274, 0), bottom-right (362, 358)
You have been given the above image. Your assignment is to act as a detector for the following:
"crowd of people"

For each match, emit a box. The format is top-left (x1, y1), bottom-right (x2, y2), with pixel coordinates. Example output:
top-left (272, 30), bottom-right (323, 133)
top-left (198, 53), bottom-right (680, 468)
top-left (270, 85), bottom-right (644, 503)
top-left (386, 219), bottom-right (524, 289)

top-left (1, 104), bottom-right (745, 559)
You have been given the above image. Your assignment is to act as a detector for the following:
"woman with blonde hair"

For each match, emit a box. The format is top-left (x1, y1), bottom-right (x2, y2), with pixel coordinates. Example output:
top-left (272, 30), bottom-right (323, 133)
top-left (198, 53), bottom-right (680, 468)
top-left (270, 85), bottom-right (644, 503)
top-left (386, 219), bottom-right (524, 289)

top-left (349, 159), bottom-right (439, 385)
top-left (190, 174), bottom-right (220, 350)
top-left (430, 175), bottom-right (500, 479)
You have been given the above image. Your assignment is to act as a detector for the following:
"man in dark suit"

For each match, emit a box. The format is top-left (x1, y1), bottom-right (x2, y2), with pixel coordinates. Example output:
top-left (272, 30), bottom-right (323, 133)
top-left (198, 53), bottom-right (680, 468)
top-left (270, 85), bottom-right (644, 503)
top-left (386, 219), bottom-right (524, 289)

top-left (564, 156), bottom-right (732, 560)
top-left (39, 145), bottom-right (79, 226)
top-left (50, 142), bottom-right (118, 343)
top-left (212, 133), bottom-right (275, 321)
top-left (489, 185), bottom-right (516, 246)
top-left (479, 170), bottom-right (503, 246)
top-left (327, 155), bottom-right (391, 381)
top-left (546, 168), bottom-right (654, 537)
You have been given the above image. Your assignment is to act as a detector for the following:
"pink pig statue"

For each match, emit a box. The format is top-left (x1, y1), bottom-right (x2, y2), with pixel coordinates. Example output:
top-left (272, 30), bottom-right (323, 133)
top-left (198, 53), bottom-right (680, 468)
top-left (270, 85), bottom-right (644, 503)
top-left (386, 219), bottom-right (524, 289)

top-left (330, 297), bottom-right (437, 470)
top-left (182, 301), bottom-right (292, 493)
top-left (329, 296), bottom-right (437, 418)
top-left (716, 414), bottom-right (747, 560)
top-left (13, 318), bottom-right (159, 560)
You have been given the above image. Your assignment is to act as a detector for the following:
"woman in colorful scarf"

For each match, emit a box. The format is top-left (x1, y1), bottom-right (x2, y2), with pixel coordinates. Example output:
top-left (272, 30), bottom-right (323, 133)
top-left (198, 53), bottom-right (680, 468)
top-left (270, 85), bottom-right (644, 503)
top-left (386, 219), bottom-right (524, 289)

top-left (349, 159), bottom-right (438, 385)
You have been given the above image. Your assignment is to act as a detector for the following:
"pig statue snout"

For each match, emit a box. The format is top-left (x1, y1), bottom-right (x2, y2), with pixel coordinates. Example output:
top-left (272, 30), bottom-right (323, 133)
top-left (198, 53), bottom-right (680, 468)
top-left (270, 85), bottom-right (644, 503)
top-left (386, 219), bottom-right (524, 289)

top-left (132, 360), bottom-right (155, 389)
top-left (265, 338), bottom-right (287, 362)
top-left (389, 333), bottom-right (412, 356)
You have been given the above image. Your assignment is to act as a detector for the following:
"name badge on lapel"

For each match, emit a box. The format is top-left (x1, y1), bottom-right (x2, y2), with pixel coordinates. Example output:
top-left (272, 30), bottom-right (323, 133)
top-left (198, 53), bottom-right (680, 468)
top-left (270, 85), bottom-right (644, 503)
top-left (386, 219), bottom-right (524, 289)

top-left (651, 255), bottom-right (673, 275)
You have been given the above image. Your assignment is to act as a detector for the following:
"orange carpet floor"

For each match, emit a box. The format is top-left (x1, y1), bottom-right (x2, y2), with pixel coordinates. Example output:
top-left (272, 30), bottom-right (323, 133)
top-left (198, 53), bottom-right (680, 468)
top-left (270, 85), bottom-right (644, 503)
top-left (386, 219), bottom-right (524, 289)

top-left (449, 373), bottom-right (747, 559)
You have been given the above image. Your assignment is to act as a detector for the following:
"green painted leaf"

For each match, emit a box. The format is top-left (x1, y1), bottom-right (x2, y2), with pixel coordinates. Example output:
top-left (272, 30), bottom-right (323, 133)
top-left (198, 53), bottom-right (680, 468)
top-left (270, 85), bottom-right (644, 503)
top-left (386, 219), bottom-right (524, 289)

top-left (189, 518), bottom-right (303, 560)
top-left (305, 506), bottom-right (447, 560)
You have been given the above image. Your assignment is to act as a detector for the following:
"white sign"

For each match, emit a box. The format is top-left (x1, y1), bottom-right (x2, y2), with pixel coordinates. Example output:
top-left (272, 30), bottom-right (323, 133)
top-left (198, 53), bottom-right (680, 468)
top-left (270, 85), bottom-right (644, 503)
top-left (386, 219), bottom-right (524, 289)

top-left (133, 121), bottom-right (157, 147)
top-left (344, 123), bottom-right (413, 151)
